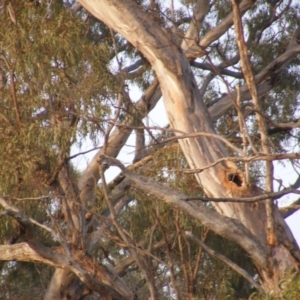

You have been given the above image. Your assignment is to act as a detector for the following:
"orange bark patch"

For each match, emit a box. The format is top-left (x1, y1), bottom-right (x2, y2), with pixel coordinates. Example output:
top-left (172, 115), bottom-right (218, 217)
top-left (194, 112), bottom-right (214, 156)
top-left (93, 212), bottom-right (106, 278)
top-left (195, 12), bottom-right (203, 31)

top-left (218, 166), bottom-right (247, 197)
top-left (267, 229), bottom-right (277, 247)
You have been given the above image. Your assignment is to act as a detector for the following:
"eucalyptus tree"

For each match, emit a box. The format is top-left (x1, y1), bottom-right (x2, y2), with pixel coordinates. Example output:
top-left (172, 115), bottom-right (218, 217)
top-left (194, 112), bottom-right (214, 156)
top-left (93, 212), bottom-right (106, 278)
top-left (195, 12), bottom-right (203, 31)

top-left (1, 0), bottom-right (300, 299)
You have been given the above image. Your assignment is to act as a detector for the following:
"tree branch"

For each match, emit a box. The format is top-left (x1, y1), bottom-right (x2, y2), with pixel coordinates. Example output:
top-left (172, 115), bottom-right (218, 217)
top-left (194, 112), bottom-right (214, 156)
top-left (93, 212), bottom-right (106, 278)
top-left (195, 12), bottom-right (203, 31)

top-left (181, 0), bottom-right (210, 53)
top-left (183, 187), bottom-right (300, 203)
top-left (185, 231), bottom-right (264, 294)
top-left (78, 79), bottom-right (161, 208)
top-left (101, 155), bottom-right (268, 270)
top-left (0, 243), bottom-right (57, 266)
top-left (191, 0), bottom-right (255, 58)
top-left (114, 235), bottom-right (173, 277)
top-left (121, 58), bottom-right (145, 74)
top-left (209, 40), bottom-right (300, 121)
top-left (279, 203), bottom-right (300, 219)
top-left (191, 61), bottom-right (243, 78)
top-left (232, 0), bottom-right (275, 246)
top-left (58, 162), bottom-right (85, 246)
top-left (179, 153), bottom-right (300, 174)
top-left (0, 242), bottom-right (133, 300)
top-left (99, 159), bottom-right (157, 298)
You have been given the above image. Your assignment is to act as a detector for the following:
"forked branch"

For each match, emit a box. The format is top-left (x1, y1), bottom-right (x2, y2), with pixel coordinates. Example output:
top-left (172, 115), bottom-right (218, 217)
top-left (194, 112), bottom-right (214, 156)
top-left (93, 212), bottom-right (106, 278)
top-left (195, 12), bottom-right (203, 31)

top-left (101, 155), bottom-right (268, 271)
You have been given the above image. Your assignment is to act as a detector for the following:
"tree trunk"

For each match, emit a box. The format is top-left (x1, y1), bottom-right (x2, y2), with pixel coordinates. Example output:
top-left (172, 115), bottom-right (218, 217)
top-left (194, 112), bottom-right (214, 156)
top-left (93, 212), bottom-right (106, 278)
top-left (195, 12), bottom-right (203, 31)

top-left (79, 0), bottom-right (300, 292)
top-left (44, 269), bottom-right (87, 300)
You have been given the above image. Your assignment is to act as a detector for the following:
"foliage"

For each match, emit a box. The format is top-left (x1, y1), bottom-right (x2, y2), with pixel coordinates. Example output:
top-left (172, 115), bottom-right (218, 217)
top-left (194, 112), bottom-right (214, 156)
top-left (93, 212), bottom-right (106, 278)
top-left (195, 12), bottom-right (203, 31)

top-left (0, 0), bottom-right (300, 299)
top-left (0, 262), bottom-right (53, 300)
top-left (251, 273), bottom-right (300, 300)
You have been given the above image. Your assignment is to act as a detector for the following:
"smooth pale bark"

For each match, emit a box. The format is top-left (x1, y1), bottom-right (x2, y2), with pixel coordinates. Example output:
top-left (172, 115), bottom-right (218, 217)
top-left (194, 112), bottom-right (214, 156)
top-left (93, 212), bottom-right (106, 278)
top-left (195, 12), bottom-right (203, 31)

top-left (185, 0), bottom-right (255, 58)
top-left (44, 269), bottom-right (87, 300)
top-left (103, 156), bottom-right (267, 269)
top-left (78, 0), bottom-right (209, 210)
top-left (0, 196), bottom-right (132, 300)
top-left (77, 0), bottom-right (300, 218)
top-left (45, 77), bottom-right (161, 300)
top-left (0, 242), bottom-right (132, 300)
top-left (79, 0), bottom-right (300, 291)
top-left (181, 0), bottom-right (210, 52)
top-left (44, 1), bottom-right (300, 298)
top-left (0, 243), bottom-right (56, 266)
top-left (78, 79), bottom-right (160, 207)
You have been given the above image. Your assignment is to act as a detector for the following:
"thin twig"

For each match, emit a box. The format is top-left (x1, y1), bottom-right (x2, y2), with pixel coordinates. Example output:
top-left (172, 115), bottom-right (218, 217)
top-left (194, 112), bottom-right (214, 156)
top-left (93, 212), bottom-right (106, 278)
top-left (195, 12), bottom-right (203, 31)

top-left (175, 212), bottom-right (190, 298)
top-left (178, 153), bottom-right (300, 174)
top-left (5, 196), bottom-right (52, 201)
top-left (183, 187), bottom-right (299, 203)
top-left (10, 71), bottom-right (21, 129)
top-left (185, 231), bottom-right (265, 294)
top-left (0, 55), bottom-right (21, 129)
top-left (67, 146), bottom-right (102, 160)
top-left (236, 85), bottom-right (252, 184)
top-left (192, 228), bottom-right (208, 283)
top-left (159, 129), bottom-right (244, 155)
top-left (232, 0), bottom-right (275, 246)
top-left (99, 161), bottom-right (157, 299)
top-left (153, 208), bottom-right (181, 300)
top-left (102, 86), bottom-right (124, 154)
top-left (109, 27), bottom-right (122, 69)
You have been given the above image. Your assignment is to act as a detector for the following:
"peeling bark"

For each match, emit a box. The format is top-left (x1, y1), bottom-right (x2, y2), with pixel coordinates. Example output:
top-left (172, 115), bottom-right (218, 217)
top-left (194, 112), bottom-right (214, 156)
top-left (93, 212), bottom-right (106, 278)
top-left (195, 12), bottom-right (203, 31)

top-left (3, 1), bottom-right (300, 298)
top-left (79, 0), bottom-right (300, 292)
